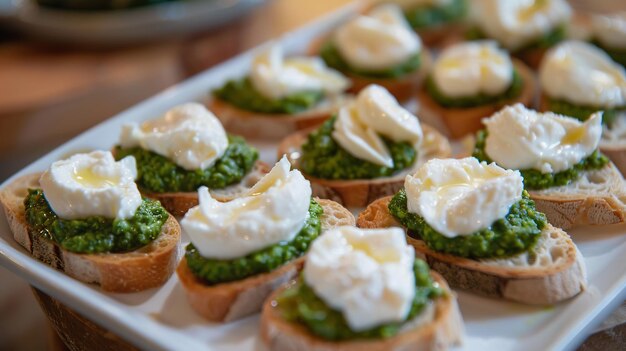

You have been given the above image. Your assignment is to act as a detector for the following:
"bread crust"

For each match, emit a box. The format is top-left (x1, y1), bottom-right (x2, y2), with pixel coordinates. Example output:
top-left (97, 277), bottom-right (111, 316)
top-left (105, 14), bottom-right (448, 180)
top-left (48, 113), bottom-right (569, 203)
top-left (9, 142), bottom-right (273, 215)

top-left (207, 96), bottom-right (349, 140)
top-left (176, 198), bottom-right (355, 322)
top-left (357, 196), bottom-right (587, 305)
top-left (0, 173), bottom-right (181, 293)
top-left (416, 60), bottom-right (537, 139)
top-left (259, 272), bottom-right (463, 351)
top-left (141, 160), bottom-right (270, 217)
top-left (277, 124), bottom-right (451, 207)
top-left (528, 163), bottom-right (626, 230)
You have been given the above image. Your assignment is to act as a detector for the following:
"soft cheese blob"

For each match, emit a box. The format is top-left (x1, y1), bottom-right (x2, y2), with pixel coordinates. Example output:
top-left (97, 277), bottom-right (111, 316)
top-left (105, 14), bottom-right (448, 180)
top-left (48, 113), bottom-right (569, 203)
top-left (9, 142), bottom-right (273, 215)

top-left (483, 103), bottom-right (603, 173)
top-left (181, 156), bottom-right (312, 260)
top-left (332, 84), bottom-right (423, 167)
top-left (249, 44), bottom-right (350, 100)
top-left (39, 151), bottom-right (142, 220)
top-left (539, 41), bottom-right (626, 108)
top-left (591, 13), bottom-right (626, 50)
top-left (120, 103), bottom-right (228, 171)
top-left (469, 0), bottom-right (571, 51)
top-left (335, 4), bottom-right (422, 71)
top-left (304, 226), bottom-right (416, 331)
top-left (405, 157), bottom-right (523, 237)
top-left (432, 41), bottom-right (513, 98)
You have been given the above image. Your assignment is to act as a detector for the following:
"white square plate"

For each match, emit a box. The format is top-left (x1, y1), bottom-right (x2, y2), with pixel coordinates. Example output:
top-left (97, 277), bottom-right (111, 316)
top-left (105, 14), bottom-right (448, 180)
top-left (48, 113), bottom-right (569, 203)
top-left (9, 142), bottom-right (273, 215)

top-left (0, 3), bottom-right (625, 350)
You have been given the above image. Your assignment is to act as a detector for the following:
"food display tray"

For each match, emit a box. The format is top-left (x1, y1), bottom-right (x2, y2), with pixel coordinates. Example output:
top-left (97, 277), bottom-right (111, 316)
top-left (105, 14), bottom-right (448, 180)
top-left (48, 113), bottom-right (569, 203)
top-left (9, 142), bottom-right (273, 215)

top-left (0, 3), bottom-right (625, 350)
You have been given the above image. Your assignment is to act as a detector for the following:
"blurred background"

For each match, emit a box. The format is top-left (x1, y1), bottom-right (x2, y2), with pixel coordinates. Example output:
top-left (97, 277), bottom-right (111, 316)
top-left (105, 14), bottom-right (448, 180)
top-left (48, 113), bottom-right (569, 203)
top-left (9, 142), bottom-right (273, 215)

top-left (0, 0), bottom-right (624, 350)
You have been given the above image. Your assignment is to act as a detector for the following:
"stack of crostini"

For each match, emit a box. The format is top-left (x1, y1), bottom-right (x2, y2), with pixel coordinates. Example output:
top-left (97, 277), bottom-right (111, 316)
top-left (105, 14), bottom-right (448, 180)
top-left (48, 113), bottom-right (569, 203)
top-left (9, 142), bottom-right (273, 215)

top-left (2, 1), bottom-right (626, 350)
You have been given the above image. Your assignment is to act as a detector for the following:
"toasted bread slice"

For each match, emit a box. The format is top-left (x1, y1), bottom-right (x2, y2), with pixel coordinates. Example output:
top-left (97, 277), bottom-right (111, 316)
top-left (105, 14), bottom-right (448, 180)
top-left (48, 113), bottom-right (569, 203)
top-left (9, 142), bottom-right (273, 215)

top-left (514, 47), bottom-right (547, 70)
top-left (529, 163), bottom-right (626, 230)
top-left (176, 198), bottom-right (355, 322)
top-left (142, 160), bottom-right (270, 217)
top-left (259, 272), bottom-right (463, 351)
top-left (0, 174), bottom-right (181, 293)
top-left (207, 95), bottom-right (350, 140)
top-left (599, 115), bottom-right (626, 175)
top-left (416, 60), bottom-right (536, 139)
top-left (277, 124), bottom-right (451, 207)
top-left (358, 196), bottom-right (587, 305)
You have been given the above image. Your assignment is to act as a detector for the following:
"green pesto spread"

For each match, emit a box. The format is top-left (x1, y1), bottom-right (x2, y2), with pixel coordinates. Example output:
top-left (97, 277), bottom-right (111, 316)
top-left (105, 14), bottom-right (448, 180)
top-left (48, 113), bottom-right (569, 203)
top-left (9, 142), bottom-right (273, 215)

top-left (185, 199), bottom-right (322, 285)
top-left (426, 69), bottom-right (523, 108)
top-left (276, 259), bottom-right (443, 341)
top-left (389, 189), bottom-right (546, 259)
top-left (299, 117), bottom-right (417, 180)
top-left (592, 40), bottom-right (626, 67)
top-left (24, 189), bottom-right (168, 254)
top-left (466, 25), bottom-right (566, 53)
top-left (36, 0), bottom-right (175, 11)
top-left (212, 77), bottom-right (324, 114)
top-left (473, 130), bottom-right (609, 190)
top-left (115, 135), bottom-right (258, 193)
top-left (545, 97), bottom-right (623, 126)
top-left (320, 42), bottom-right (422, 79)
top-left (404, 0), bottom-right (467, 29)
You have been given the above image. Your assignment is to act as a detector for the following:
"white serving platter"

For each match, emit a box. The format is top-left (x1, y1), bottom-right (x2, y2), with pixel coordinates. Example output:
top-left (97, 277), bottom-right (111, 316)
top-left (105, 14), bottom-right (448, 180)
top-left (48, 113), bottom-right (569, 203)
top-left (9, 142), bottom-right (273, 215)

top-left (0, 3), bottom-right (625, 351)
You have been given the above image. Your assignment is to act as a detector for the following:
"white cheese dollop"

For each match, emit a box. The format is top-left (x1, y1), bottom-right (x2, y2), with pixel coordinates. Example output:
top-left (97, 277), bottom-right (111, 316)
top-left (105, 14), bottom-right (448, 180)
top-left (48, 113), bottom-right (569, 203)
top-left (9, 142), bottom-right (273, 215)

top-left (249, 44), bottom-right (350, 100)
top-left (539, 41), bottom-right (626, 108)
top-left (304, 226), bottom-right (416, 331)
top-left (181, 156), bottom-right (311, 260)
top-left (432, 40), bottom-right (513, 98)
top-left (592, 13), bottom-right (626, 50)
top-left (332, 84), bottom-right (423, 167)
top-left (405, 157), bottom-right (523, 238)
top-left (334, 4), bottom-right (422, 71)
top-left (39, 151), bottom-right (142, 220)
top-left (120, 103), bottom-right (228, 171)
top-left (483, 103), bottom-right (603, 174)
top-left (469, 0), bottom-right (571, 51)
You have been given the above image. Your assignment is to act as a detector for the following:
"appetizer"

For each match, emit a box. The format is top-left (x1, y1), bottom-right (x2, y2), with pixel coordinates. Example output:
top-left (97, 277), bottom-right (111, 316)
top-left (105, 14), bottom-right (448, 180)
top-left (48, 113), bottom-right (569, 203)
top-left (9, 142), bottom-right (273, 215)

top-left (538, 41), bottom-right (626, 175)
top-left (416, 40), bottom-right (535, 139)
top-left (539, 41), bottom-right (626, 124)
top-left (260, 226), bottom-right (463, 351)
top-left (209, 44), bottom-right (350, 139)
top-left (317, 4), bottom-right (431, 101)
top-left (467, 0), bottom-right (572, 68)
top-left (590, 13), bottom-right (626, 67)
top-left (176, 157), bottom-right (355, 322)
top-left (0, 151), bottom-right (180, 292)
top-left (373, 0), bottom-right (467, 46)
top-left (473, 104), bottom-right (626, 229)
top-left (115, 102), bottom-right (265, 216)
top-left (278, 84), bottom-right (451, 207)
top-left (358, 157), bottom-right (587, 305)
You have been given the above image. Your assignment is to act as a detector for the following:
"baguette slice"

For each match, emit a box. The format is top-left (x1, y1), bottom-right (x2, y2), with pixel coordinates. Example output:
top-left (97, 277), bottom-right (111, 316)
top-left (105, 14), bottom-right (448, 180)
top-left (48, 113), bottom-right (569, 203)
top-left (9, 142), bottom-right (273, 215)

top-left (0, 174), bottom-right (181, 293)
top-left (207, 95), bottom-right (350, 140)
top-left (142, 160), bottom-right (270, 217)
top-left (260, 272), bottom-right (463, 351)
top-left (416, 60), bottom-right (536, 139)
top-left (176, 198), bottom-right (355, 322)
top-left (528, 163), bottom-right (626, 230)
top-left (277, 124), bottom-right (451, 207)
top-left (358, 196), bottom-right (587, 305)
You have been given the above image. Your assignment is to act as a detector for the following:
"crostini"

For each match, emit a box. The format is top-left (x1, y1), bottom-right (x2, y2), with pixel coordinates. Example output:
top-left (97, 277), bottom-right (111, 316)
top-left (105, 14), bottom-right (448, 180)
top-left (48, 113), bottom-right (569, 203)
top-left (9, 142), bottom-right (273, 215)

top-left (315, 4), bottom-right (431, 101)
top-left (278, 84), bottom-right (451, 207)
top-left (208, 44), bottom-right (351, 139)
top-left (358, 157), bottom-right (587, 305)
top-left (260, 226), bottom-right (463, 351)
top-left (416, 40), bottom-right (536, 139)
top-left (114, 102), bottom-right (267, 216)
top-left (0, 151), bottom-right (180, 292)
top-left (473, 104), bottom-right (626, 230)
top-left (176, 157), bottom-right (355, 322)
